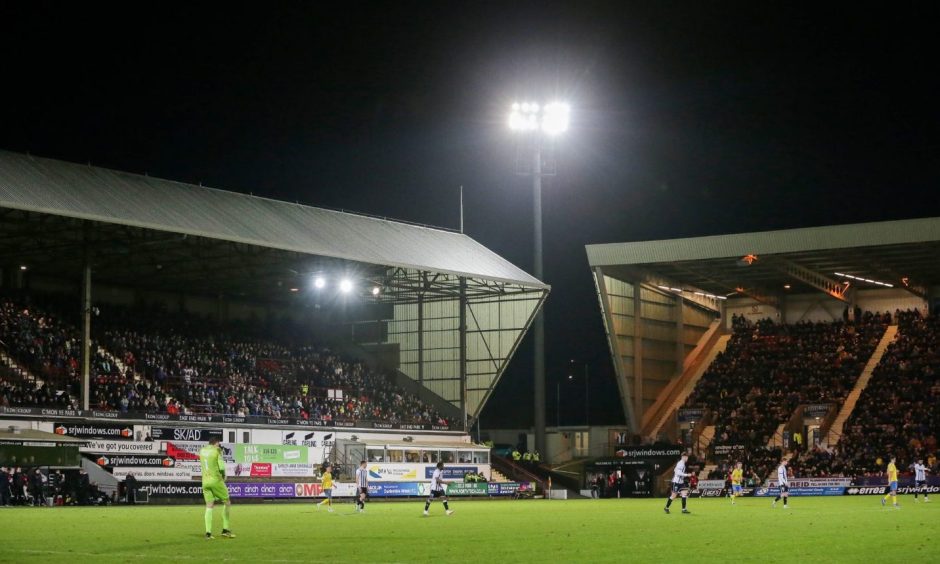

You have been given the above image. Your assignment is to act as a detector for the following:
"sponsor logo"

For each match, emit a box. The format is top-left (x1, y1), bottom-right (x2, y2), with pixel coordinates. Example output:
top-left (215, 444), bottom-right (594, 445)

top-left (368, 466), bottom-right (418, 480)
top-left (54, 423), bottom-right (133, 439)
top-left (250, 463), bottom-right (273, 477)
top-left (136, 482), bottom-right (203, 497)
top-left (294, 483), bottom-right (324, 498)
top-left (281, 431), bottom-right (317, 447)
top-left (94, 455), bottom-right (175, 467)
top-left (614, 447), bottom-right (683, 459)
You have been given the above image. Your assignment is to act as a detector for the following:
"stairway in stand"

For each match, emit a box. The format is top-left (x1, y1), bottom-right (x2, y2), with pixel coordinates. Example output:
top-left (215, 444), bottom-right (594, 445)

top-left (97, 345), bottom-right (138, 381)
top-left (697, 464), bottom-right (717, 480)
top-left (824, 324), bottom-right (898, 447)
top-left (645, 332), bottom-right (732, 440)
top-left (0, 350), bottom-right (41, 385)
top-left (695, 424), bottom-right (716, 455)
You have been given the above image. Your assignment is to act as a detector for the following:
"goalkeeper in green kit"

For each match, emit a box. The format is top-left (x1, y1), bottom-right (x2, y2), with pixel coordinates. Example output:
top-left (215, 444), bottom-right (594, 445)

top-left (199, 437), bottom-right (234, 539)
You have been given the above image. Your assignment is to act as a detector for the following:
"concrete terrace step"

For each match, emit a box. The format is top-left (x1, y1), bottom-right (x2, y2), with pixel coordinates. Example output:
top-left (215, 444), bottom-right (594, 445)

top-left (825, 324), bottom-right (898, 447)
top-left (647, 332), bottom-right (731, 440)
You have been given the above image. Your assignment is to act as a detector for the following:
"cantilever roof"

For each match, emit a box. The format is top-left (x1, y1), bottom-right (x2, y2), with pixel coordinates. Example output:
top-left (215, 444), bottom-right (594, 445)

top-left (586, 217), bottom-right (940, 296)
top-left (586, 217), bottom-right (940, 267)
top-left (0, 150), bottom-right (545, 288)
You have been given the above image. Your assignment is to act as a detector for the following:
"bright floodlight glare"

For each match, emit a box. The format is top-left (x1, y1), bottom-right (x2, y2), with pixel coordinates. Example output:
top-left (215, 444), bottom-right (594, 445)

top-left (541, 102), bottom-right (570, 135)
top-left (339, 279), bottom-right (353, 293)
top-left (313, 276), bottom-right (326, 289)
top-left (371, 286), bottom-right (381, 296)
top-left (509, 101), bottom-right (569, 134)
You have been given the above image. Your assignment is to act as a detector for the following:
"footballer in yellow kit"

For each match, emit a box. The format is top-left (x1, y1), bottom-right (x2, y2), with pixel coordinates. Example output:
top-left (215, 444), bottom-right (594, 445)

top-left (882, 456), bottom-right (899, 508)
top-left (317, 463), bottom-right (334, 511)
top-left (730, 462), bottom-right (744, 504)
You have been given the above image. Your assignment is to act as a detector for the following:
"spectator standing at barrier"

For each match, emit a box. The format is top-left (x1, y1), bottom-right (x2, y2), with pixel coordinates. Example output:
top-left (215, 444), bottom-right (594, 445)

top-left (0, 466), bottom-right (11, 506)
top-left (78, 469), bottom-right (90, 505)
top-left (13, 467), bottom-right (27, 505)
top-left (124, 472), bottom-right (138, 505)
top-left (30, 468), bottom-right (46, 507)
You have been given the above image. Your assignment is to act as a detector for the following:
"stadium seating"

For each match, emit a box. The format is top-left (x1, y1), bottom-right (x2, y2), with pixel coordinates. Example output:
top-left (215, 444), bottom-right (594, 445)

top-left (832, 310), bottom-right (940, 475)
top-left (0, 294), bottom-right (448, 426)
top-left (684, 315), bottom-right (887, 450)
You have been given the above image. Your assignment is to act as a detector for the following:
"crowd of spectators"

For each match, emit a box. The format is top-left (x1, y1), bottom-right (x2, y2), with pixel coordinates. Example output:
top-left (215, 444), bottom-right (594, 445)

top-left (708, 446), bottom-right (782, 484)
top-left (684, 313), bottom-right (886, 449)
top-left (832, 309), bottom-right (940, 475)
top-left (0, 295), bottom-right (449, 427)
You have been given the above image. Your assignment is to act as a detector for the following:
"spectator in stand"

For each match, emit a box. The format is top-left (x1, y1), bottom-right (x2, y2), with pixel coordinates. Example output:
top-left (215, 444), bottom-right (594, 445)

top-left (834, 309), bottom-right (940, 475)
top-left (1, 294), bottom-right (449, 428)
top-left (684, 313), bottom-right (886, 474)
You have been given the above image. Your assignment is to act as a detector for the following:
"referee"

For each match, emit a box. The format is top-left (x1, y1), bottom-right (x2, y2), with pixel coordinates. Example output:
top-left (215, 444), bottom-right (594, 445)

top-left (355, 460), bottom-right (369, 513)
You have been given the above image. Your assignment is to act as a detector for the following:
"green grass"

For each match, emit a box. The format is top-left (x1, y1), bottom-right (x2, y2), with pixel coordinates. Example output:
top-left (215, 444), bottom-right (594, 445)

top-left (1, 496), bottom-right (938, 563)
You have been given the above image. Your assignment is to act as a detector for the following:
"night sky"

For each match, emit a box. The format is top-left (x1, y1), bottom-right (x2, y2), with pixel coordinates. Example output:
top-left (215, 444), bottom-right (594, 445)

top-left (2, 2), bottom-right (939, 428)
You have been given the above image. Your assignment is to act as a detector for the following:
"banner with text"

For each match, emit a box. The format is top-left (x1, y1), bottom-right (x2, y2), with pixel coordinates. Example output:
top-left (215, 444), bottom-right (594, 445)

top-left (0, 405), bottom-right (458, 431)
top-left (235, 444), bottom-right (309, 464)
top-left (80, 440), bottom-right (161, 454)
top-left (424, 466), bottom-right (479, 480)
top-left (113, 467), bottom-right (195, 481)
top-left (147, 427), bottom-right (223, 442)
top-left (54, 422), bottom-right (133, 440)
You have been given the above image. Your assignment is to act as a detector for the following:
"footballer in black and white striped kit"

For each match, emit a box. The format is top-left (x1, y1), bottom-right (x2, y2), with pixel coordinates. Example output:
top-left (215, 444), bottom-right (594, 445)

top-left (912, 459), bottom-right (930, 502)
top-left (664, 453), bottom-right (691, 514)
top-left (355, 460), bottom-right (369, 513)
top-left (772, 458), bottom-right (789, 509)
top-left (424, 462), bottom-right (454, 516)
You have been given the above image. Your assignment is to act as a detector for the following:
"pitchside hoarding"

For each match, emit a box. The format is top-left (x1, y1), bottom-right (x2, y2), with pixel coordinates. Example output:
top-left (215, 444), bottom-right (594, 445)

top-left (424, 466), bottom-right (478, 480)
top-left (113, 467), bottom-right (195, 481)
top-left (235, 444), bottom-right (309, 464)
top-left (147, 427), bottom-right (223, 442)
top-left (93, 454), bottom-right (176, 467)
top-left (54, 422), bottom-right (133, 440)
top-left (136, 481), bottom-right (531, 499)
top-left (80, 440), bottom-right (161, 454)
top-left (0, 405), bottom-right (457, 431)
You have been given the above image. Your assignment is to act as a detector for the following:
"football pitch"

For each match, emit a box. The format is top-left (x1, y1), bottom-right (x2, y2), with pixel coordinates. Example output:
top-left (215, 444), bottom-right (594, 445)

top-left (2, 496), bottom-right (937, 563)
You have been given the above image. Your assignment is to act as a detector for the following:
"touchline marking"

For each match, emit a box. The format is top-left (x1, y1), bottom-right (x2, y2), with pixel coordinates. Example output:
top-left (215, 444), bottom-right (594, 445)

top-left (7, 549), bottom-right (316, 563)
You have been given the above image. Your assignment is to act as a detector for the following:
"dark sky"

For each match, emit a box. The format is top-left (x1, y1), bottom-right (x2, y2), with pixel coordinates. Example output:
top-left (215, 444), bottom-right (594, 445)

top-left (2, 2), bottom-right (939, 428)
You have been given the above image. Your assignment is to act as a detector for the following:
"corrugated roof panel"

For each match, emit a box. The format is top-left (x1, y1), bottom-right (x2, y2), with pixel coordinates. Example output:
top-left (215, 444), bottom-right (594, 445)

top-left (0, 150), bottom-right (546, 288)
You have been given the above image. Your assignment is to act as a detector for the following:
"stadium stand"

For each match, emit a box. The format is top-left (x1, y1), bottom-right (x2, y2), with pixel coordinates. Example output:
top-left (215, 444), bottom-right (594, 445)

top-left (832, 310), bottom-right (940, 476)
top-left (683, 313), bottom-right (888, 449)
top-left (0, 294), bottom-right (449, 426)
